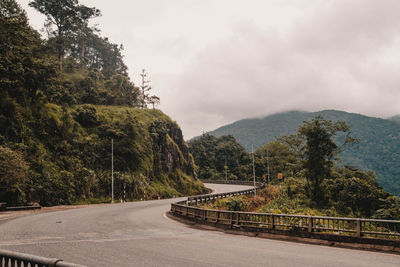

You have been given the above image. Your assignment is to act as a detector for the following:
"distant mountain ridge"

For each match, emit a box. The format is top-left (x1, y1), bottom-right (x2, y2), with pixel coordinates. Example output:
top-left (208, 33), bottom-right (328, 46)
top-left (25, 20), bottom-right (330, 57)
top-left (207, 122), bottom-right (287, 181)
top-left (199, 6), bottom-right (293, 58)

top-left (207, 110), bottom-right (400, 196)
top-left (389, 115), bottom-right (400, 124)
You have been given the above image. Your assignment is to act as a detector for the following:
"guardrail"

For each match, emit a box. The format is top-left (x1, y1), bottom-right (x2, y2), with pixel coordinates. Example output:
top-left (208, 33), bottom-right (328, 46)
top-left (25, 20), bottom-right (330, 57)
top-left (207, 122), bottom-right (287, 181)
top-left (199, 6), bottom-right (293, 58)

top-left (4, 206), bottom-right (42, 211)
top-left (0, 202), bottom-right (42, 212)
top-left (171, 181), bottom-right (400, 241)
top-left (0, 249), bottom-right (86, 267)
top-left (201, 180), bottom-right (262, 186)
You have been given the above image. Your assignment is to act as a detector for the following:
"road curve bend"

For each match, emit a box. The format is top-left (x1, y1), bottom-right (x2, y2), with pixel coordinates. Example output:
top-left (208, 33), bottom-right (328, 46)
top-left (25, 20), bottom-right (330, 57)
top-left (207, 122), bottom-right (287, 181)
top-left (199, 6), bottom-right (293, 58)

top-left (0, 183), bottom-right (399, 266)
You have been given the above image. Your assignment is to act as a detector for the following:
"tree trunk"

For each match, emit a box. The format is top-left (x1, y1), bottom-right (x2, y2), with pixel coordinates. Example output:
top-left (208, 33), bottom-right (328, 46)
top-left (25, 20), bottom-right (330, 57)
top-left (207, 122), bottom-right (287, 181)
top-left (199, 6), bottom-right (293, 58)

top-left (57, 44), bottom-right (63, 73)
top-left (80, 40), bottom-right (85, 63)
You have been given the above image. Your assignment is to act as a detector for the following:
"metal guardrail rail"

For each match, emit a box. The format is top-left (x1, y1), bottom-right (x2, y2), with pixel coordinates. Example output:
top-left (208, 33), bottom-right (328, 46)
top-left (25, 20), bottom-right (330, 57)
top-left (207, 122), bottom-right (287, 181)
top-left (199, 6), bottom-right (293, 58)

top-left (171, 181), bottom-right (400, 240)
top-left (0, 249), bottom-right (86, 267)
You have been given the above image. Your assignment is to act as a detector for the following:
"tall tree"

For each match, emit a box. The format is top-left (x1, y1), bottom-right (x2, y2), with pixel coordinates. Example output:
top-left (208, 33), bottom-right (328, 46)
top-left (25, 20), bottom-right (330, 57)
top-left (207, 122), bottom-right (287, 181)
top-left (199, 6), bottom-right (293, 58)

top-left (298, 116), bottom-right (356, 206)
top-left (139, 69), bottom-right (151, 108)
top-left (0, 0), bottom-right (57, 106)
top-left (29, 0), bottom-right (100, 72)
top-left (74, 5), bottom-right (101, 63)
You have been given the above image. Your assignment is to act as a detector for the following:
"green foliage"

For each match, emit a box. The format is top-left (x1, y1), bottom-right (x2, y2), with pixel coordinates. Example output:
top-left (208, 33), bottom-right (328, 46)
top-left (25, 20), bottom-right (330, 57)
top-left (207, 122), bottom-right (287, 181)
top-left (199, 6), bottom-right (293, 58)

top-left (255, 141), bottom-right (301, 182)
top-left (296, 116), bottom-right (356, 206)
top-left (188, 134), bottom-right (250, 180)
top-left (256, 167), bottom-right (400, 219)
top-left (324, 166), bottom-right (396, 218)
top-left (208, 110), bottom-right (400, 196)
top-left (29, 0), bottom-right (101, 72)
top-left (0, 1), bottom-right (172, 206)
top-left (0, 104), bottom-right (204, 206)
top-left (389, 115), bottom-right (400, 124)
top-left (73, 104), bottom-right (98, 127)
top-left (0, 146), bottom-right (29, 205)
top-left (2, 0), bottom-right (155, 109)
top-left (199, 115), bottom-right (400, 219)
top-left (216, 196), bottom-right (248, 211)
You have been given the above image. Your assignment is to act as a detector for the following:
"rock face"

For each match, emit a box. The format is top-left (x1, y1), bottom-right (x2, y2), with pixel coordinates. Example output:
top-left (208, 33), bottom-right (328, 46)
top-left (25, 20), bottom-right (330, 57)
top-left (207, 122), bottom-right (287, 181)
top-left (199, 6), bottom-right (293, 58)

top-left (150, 120), bottom-right (197, 179)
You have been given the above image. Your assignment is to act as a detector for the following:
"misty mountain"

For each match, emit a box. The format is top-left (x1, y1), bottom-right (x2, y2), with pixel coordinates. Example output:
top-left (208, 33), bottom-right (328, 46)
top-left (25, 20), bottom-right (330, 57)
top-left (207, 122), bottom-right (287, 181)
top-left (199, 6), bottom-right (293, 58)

top-left (389, 115), bottom-right (400, 124)
top-left (207, 110), bottom-right (400, 196)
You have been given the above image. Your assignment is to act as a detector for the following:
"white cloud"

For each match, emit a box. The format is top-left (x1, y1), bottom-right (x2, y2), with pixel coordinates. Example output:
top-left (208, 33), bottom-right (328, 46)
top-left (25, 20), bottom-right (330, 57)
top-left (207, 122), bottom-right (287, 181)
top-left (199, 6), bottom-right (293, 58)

top-left (17, 0), bottom-right (400, 139)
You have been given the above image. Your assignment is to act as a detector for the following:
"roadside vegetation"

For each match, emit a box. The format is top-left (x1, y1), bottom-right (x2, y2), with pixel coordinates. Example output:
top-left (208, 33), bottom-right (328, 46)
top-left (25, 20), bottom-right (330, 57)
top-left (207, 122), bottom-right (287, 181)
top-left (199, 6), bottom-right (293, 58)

top-left (0, 0), bottom-right (206, 206)
top-left (193, 117), bottom-right (400, 220)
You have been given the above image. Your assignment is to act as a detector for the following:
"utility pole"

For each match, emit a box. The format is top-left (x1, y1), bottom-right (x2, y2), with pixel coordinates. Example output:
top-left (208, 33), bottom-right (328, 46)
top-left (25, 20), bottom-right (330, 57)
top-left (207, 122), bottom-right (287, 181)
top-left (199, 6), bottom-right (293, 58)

top-left (224, 156), bottom-right (227, 181)
top-left (252, 144), bottom-right (256, 196)
top-left (111, 138), bottom-right (114, 204)
top-left (267, 148), bottom-right (270, 183)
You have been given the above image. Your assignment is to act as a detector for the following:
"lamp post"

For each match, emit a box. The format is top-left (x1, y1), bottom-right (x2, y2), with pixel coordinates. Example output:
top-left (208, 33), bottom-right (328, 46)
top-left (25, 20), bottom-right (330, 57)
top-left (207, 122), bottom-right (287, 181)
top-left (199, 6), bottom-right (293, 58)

top-left (224, 156), bottom-right (228, 181)
top-left (266, 148), bottom-right (270, 184)
top-left (252, 144), bottom-right (256, 196)
top-left (111, 138), bottom-right (114, 204)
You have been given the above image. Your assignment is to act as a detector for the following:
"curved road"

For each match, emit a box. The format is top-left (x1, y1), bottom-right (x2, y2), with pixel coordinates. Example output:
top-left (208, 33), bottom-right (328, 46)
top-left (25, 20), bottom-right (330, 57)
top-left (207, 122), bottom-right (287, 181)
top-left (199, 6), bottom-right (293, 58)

top-left (0, 184), bottom-right (399, 266)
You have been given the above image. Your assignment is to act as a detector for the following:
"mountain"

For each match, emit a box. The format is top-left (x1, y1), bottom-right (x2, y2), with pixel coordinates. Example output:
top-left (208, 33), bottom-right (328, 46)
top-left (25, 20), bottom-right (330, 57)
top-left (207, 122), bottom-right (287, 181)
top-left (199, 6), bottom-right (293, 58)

top-left (208, 110), bottom-right (400, 196)
top-left (389, 115), bottom-right (400, 124)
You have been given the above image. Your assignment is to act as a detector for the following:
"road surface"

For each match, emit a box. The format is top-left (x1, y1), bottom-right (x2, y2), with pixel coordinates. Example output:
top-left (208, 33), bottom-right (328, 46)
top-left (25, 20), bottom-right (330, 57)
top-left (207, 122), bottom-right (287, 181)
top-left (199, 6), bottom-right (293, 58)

top-left (0, 184), bottom-right (399, 266)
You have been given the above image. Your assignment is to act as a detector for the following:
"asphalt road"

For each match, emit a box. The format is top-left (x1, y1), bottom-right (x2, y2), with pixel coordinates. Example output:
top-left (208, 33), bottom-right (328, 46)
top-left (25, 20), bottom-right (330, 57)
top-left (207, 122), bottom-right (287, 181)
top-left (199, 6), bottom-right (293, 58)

top-left (0, 183), bottom-right (399, 266)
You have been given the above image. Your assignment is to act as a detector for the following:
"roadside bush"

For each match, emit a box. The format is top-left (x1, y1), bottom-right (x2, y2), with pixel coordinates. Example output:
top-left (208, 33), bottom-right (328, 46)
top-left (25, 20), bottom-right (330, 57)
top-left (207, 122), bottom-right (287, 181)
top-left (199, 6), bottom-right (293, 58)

top-left (216, 196), bottom-right (248, 211)
top-left (0, 146), bottom-right (29, 206)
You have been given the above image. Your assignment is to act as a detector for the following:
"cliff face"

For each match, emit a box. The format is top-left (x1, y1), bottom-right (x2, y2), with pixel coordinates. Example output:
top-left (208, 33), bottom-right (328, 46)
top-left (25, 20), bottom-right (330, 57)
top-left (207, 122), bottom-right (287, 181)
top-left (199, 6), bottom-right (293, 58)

top-left (162, 122), bottom-right (197, 177)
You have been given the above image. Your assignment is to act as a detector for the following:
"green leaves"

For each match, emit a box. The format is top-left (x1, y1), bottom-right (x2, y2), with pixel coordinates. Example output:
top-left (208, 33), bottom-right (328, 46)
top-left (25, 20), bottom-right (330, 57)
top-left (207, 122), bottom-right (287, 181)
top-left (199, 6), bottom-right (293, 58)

top-left (0, 146), bottom-right (28, 205)
top-left (188, 134), bottom-right (249, 180)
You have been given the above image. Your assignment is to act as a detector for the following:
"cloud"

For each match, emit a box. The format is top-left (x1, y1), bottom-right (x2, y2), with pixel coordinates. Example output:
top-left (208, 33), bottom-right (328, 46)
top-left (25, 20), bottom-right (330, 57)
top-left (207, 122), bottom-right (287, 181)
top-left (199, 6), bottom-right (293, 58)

top-left (162, 0), bottom-right (400, 139)
top-left (17, 0), bottom-right (400, 139)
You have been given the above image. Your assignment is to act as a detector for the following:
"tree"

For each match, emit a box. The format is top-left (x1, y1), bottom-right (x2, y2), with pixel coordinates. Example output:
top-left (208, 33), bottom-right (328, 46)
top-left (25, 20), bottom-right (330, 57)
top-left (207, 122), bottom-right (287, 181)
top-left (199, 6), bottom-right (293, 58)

top-left (74, 4), bottom-right (101, 63)
top-left (188, 134), bottom-right (250, 180)
top-left (29, 0), bottom-right (100, 72)
top-left (256, 140), bottom-right (301, 182)
top-left (148, 95), bottom-right (160, 109)
top-left (0, 146), bottom-right (29, 205)
top-left (298, 116), bottom-right (357, 206)
top-left (84, 35), bottom-right (127, 77)
top-left (0, 0), bottom-right (57, 107)
top-left (139, 69), bottom-right (151, 108)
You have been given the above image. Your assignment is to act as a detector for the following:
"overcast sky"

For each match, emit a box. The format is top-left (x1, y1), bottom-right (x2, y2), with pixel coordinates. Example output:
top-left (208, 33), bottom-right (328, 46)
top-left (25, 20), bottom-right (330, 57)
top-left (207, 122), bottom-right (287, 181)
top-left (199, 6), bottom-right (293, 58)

top-left (18, 0), bottom-right (400, 139)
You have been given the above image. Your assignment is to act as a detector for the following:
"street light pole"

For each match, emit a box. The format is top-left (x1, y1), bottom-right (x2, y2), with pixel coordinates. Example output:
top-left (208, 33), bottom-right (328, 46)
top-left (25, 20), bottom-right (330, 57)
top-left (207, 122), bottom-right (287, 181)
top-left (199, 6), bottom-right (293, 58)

top-left (111, 138), bottom-right (114, 204)
top-left (252, 144), bottom-right (256, 196)
top-left (224, 156), bottom-right (227, 181)
top-left (266, 148), bottom-right (270, 184)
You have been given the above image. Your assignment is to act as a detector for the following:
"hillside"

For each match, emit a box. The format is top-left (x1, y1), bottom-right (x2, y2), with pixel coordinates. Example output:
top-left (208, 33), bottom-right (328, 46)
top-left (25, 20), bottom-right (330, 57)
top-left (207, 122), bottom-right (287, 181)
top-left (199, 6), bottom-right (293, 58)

top-left (0, 0), bottom-right (206, 206)
top-left (208, 110), bottom-right (400, 196)
top-left (389, 115), bottom-right (400, 124)
top-left (0, 103), bottom-right (206, 206)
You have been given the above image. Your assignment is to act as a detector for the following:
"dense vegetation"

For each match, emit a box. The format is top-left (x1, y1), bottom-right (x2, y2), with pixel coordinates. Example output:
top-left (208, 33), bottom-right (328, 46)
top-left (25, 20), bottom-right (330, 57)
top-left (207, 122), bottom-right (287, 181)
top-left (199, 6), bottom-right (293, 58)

top-left (195, 117), bottom-right (400, 220)
top-left (0, 0), bottom-right (206, 206)
top-left (207, 110), bottom-right (400, 196)
top-left (188, 134), bottom-right (250, 180)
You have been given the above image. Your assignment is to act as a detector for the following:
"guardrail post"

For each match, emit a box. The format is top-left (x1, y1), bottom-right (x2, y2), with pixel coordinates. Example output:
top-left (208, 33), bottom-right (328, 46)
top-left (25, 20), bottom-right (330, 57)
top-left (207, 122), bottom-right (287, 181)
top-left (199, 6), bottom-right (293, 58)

top-left (308, 216), bottom-right (313, 233)
top-left (270, 215), bottom-right (274, 229)
top-left (236, 212), bottom-right (240, 225)
top-left (216, 211), bottom-right (220, 223)
top-left (356, 218), bottom-right (362, 238)
top-left (202, 209), bottom-right (206, 222)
